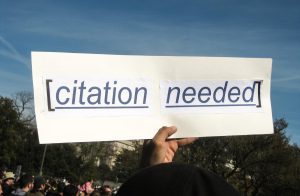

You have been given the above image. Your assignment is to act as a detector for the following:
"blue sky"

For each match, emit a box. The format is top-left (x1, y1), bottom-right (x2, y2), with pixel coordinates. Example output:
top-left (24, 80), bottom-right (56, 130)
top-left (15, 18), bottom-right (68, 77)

top-left (0, 0), bottom-right (299, 143)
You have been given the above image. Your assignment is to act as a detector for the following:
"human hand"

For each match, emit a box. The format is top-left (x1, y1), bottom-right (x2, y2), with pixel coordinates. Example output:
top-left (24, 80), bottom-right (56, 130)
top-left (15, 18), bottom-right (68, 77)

top-left (140, 126), bottom-right (197, 168)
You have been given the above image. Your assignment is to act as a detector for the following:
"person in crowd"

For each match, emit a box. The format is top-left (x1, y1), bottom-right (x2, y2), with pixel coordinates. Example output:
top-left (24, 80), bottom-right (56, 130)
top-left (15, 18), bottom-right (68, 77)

top-left (79, 180), bottom-right (94, 195)
top-left (45, 179), bottom-right (60, 196)
top-left (117, 126), bottom-right (240, 196)
top-left (1, 172), bottom-right (15, 196)
top-left (0, 183), bottom-right (3, 196)
top-left (11, 174), bottom-right (34, 196)
top-left (63, 185), bottom-right (79, 196)
top-left (27, 176), bottom-right (46, 196)
top-left (89, 190), bottom-right (101, 196)
top-left (99, 185), bottom-right (112, 196)
top-left (56, 182), bottom-right (65, 196)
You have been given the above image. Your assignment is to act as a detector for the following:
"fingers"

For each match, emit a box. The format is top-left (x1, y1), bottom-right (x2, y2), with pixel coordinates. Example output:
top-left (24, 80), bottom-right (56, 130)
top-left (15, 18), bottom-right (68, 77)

top-left (143, 126), bottom-right (197, 167)
top-left (164, 148), bottom-right (176, 162)
top-left (177, 137), bottom-right (198, 146)
top-left (153, 126), bottom-right (177, 142)
top-left (153, 126), bottom-right (197, 146)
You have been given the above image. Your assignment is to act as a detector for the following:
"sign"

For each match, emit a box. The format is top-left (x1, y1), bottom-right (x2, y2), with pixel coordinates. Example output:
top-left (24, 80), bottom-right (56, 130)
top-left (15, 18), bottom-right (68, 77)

top-left (31, 52), bottom-right (273, 144)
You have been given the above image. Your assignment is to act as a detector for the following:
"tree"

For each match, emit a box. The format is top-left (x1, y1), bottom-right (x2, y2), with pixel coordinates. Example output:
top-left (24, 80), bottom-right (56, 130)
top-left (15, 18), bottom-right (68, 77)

top-left (98, 163), bottom-right (113, 181)
top-left (1, 93), bottom-right (127, 183)
top-left (42, 143), bottom-right (82, 183)
top-left (0, 95), bottom-right (82, 181)
top-left (0, 94), bottom-right (46, 174)
top-left (177, 118), bottom-right (300, 195)
top-left (0, 96), bottom-right (23, 168)
top-left (12, 91), bottom-right (35, 124)
top-left (75, 142), bottom-right (116, 183)
top-left (112, 141), bottom-right (143, 182)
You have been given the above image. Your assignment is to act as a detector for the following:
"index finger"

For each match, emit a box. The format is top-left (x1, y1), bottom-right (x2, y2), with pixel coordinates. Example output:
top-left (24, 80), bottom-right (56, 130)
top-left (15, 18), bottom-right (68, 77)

top-left (153, 126), bottom-right (177, 142)
top-left (177, 137), bottom-right (198, 146)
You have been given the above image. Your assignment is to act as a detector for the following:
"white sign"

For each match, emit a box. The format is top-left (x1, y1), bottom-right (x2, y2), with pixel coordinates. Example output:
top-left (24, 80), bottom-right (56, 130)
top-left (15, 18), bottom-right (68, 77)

top-left (31, 52), bottom-right (273, 144)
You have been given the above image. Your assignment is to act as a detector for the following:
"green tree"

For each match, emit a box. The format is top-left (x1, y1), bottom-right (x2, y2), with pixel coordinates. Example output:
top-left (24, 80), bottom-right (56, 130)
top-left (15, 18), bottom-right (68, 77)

top-left (42, 144), bottom-right (82, 183)
top-left (12, 91), bottom-right (35, 124)
top-left (98, 163), bottom-right (113, 181)
top-left (0, 95), bottom-right (82, 181)
top-left (75, 142), bottom-right (115, 182)
top-left (112, 141), bottom-right (142, 182)
top-left (177, 118), bottom-right (300, 195)
top-left (0, 96), bottom-right (23, 168)
top-left (0, 93), bottom-right (41, 172)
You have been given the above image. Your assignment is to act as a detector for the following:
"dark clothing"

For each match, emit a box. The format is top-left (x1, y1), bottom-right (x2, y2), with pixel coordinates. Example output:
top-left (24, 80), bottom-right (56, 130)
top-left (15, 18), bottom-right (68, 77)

top-left (27, 190), bottom-right (45, 196)
top-left (117, 163), bottom-right (239, 196)
top-left (2, 182), bottom-right (14, 196)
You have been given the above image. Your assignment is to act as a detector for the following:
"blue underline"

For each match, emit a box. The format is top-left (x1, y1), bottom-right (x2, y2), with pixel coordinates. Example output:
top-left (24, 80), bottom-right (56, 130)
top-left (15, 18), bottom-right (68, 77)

top-left (55, 106), bottom-right (149, 109)
top-left (165, 104), bottom-right (257, 108)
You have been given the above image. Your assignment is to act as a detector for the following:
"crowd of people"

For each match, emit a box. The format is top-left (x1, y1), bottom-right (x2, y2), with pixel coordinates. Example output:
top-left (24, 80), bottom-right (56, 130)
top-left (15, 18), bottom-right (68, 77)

top-left (0, 171), bottom-right (116, 196)
top-left (1, 126), bottom-right (240, 196)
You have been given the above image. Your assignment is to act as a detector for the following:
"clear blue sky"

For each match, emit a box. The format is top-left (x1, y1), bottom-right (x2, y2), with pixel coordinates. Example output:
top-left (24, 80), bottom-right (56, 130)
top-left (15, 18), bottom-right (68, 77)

top-left (0, 0), bottom-right (299, 143)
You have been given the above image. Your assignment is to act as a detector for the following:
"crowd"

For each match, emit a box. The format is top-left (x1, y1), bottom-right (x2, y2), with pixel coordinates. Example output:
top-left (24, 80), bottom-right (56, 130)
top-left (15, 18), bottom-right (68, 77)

top-left (1, 126), bottom-right (240, 196)
top-left (0, 171), bottom-right (116, 196)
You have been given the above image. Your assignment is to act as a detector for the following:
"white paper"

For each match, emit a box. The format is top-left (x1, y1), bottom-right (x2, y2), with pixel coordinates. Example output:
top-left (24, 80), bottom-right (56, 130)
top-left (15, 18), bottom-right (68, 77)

top-left (31, 52), bottom-right (273, 144)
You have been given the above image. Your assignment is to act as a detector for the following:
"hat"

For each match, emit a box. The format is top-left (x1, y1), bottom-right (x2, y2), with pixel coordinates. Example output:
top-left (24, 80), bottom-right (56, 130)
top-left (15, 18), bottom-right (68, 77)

top-left (3, 172), bottom-right (15, 181)
top-left (117, 163), bottom-right (239, 196)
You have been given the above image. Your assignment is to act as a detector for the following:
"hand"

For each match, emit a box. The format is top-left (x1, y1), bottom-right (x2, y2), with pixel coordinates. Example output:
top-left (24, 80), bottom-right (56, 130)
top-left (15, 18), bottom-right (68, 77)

top-left (140, 126), bottom-right (197, 168)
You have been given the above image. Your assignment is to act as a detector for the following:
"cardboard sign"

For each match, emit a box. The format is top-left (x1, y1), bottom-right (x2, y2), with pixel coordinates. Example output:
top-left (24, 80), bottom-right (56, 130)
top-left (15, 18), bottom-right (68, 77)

top-left (31, 52), bottom-right (273, 144)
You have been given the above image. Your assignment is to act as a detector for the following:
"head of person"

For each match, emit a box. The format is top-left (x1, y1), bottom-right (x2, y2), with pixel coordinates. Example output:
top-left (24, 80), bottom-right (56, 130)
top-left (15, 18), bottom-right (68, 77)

top-left (18, 174), bottom-right (34, 192)
top-left (100, 185), bottom-right (112, 196)
top-left (117, 163), bottom-right (239, 196)
top-left (2, 172), bottom-right (15, 186)
top-left (56, 182), bottom-right (65, 195)
top-left (88, 179), bottom-right (93, 183)
top-left (63, 185), bottom-right (79, 196)
top-left (33, 176), bottom-right (46, 192)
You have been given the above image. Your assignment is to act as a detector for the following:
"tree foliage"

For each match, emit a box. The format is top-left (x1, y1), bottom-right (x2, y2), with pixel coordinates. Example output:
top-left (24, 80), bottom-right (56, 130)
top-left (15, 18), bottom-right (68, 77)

top-left (176, 118), bottom-right (300, 195)
top-left (0, 94), bottom-right (115, 183)
top-left (112, 119), bottom-right (300, 195)
top-left (0, 96), bottom-right (23, 167)
top-left (112, 141), bottom-right (143, 182)
top-left (12, 91), bottom-right (35, 124)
